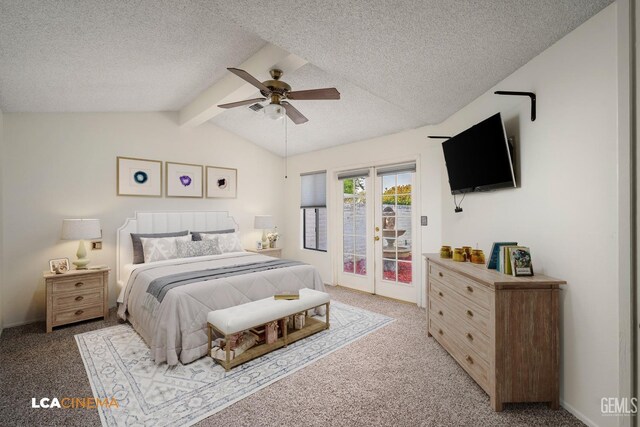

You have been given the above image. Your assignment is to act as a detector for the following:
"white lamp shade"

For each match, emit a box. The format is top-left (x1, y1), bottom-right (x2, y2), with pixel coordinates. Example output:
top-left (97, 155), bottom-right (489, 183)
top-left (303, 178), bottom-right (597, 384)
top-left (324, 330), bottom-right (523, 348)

top-left (254, 215), bottom-right (274, 230)
top-left (61, 219), bottom-right (102, 240)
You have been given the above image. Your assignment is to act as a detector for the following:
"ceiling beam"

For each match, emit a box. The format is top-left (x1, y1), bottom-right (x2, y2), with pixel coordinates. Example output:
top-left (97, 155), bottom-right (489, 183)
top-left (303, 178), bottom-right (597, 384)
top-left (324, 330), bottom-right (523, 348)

top-left (179, 43), bottom-right (307, 128)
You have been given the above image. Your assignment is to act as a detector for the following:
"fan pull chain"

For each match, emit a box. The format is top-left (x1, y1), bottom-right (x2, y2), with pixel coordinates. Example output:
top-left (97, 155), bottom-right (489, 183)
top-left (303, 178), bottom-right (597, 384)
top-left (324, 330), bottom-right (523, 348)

top-left (284, 114), bottom-right (288, 179)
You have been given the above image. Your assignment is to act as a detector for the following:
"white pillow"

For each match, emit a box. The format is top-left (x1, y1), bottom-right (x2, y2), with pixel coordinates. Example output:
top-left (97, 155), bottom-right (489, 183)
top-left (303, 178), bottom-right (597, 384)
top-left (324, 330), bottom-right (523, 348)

top-left (202, 232), bottom-right (244, 253)
top-left (176, 240), bottom-right (220, 258)
top-left (140, 235), bottom-right (192, 263)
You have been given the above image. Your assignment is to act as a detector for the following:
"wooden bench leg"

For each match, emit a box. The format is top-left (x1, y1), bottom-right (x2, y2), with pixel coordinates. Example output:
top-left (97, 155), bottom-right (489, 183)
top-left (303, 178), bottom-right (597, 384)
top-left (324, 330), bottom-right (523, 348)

top-left (283, 318), bottom-right (288, 347)
top-left (325, 302), bottom-right (330, 329)
top-left (207, 323), bottom-right (212, 358)
top-left (224, 334), bottom-right (231, 371)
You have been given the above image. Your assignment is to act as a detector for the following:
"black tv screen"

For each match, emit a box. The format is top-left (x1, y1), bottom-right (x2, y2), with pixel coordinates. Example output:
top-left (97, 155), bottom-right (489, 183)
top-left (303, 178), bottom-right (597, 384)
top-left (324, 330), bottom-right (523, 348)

top-left (442, 113), bottom-right (516, 195)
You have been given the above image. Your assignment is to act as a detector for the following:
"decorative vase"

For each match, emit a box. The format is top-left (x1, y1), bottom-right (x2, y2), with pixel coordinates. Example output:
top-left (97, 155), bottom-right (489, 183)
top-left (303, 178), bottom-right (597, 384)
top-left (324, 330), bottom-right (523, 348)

top-left (462, 246), bottom-right (473, 261)
top-left (440, 245), bottom-right (452, 258)
top-left (471, 249), bottom-right (486, 264)
top-left (270, 241), bottom-right (276, 249)
top-left (453, 248), bottom-right (466, 262)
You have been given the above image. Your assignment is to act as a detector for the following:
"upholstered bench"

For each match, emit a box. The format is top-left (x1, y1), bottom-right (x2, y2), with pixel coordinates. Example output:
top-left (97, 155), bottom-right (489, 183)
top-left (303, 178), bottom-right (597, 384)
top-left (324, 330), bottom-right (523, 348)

top-left (207, 288), bottom-right (330, 371)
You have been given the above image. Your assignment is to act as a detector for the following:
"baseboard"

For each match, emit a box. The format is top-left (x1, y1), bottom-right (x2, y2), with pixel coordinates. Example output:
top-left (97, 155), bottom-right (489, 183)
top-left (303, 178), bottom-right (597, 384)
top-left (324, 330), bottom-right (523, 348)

top-left (3, 317), bottom-right (44, 329)
top-left (560, 399), bottom-right (600, 427)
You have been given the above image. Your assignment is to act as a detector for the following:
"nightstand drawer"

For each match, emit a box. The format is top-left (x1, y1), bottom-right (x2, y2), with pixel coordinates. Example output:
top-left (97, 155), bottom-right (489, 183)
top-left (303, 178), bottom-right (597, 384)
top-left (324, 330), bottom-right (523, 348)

top-left (53, 290), bottom-right (103, 310)
top-left (52, 276), bottom-right (103, 293)
top-left (53, 304), bottom-right (104, 325)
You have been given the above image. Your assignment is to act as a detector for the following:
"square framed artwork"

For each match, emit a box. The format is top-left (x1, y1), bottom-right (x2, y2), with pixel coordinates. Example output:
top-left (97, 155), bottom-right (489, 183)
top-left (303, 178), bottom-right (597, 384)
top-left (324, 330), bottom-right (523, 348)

top-left (166, 162), bottom-right (203, 198)
top-left (49, 258), bottom-right (70, 274)
top-left (117, 157), bottom-right (162, 197)
top-left (206, 166), bottom-right (237, 198)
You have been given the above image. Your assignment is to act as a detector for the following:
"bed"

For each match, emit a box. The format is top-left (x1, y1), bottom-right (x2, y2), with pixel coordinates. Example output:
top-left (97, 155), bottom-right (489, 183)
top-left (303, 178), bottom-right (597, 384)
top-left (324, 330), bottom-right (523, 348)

top-left (116, 211), bottom-right (325, 365)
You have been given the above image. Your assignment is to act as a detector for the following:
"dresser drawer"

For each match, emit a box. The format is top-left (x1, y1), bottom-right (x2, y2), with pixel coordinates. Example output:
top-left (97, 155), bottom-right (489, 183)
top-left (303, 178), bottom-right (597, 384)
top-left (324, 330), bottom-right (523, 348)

top-left (429, 262), bottom-right (492, 310)
top-left (430, 278), bottom-right (490, 336)
top-left (429, 316), bottom-right (489, 391)
top-left (52, 304), bottom-right (104, 325)
top-left (53, 290), bottom-right (103, 311)
top-left (430, 298), bottom-right (490, 362)
top-left (52, 275), bottom-right (103, 293)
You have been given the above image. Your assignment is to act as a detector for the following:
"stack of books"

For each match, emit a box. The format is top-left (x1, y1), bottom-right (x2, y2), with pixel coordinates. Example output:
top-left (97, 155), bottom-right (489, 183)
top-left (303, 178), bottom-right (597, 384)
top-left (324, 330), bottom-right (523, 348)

top-left (487, 242), bottom-right (534, 276)
top-left (273, 291), bottom-right (300, 300)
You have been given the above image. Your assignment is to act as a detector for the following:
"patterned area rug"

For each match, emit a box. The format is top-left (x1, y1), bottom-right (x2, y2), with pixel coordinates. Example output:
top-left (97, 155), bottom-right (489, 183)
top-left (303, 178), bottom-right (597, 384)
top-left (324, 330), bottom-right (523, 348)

top-left (75, 301), bottom-right (394, 427)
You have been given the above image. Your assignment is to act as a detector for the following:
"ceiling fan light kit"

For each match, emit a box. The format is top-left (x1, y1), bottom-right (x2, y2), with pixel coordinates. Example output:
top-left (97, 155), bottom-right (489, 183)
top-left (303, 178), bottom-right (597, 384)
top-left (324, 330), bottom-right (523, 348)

top-left (218, 67), bottom-right (340, 125)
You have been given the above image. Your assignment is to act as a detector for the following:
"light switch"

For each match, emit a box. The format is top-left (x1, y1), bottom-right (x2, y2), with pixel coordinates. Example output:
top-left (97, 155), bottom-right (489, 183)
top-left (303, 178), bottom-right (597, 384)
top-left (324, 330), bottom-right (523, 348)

top-left (421, 216), bottom-right (428, 226)
top-left (91, 241), bottom-right (102, 250)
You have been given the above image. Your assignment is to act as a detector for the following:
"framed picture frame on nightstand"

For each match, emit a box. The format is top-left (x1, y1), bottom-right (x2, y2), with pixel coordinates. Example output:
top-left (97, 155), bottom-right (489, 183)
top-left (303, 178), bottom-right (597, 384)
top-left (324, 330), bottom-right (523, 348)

top-left (49, 258), bottom-right (70, 274)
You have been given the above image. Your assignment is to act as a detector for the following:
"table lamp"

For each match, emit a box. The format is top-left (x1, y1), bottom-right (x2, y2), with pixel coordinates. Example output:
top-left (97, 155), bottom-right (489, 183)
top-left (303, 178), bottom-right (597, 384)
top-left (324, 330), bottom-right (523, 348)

top-left (61, 219), bottom-right (102, 269)
top-left (254, 215), bottom-right (274, 248)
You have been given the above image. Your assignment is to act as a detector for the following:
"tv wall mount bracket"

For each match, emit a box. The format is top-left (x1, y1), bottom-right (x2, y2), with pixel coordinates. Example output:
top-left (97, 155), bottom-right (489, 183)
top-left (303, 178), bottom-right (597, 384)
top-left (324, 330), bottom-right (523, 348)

top-left (494, 91), bottom-right (536, 121)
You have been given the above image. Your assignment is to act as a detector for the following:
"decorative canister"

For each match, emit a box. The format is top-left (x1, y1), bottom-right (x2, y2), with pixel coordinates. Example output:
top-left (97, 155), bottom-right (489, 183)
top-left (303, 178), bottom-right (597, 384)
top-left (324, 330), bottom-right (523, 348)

top-left (265, 321), bottom-right (279, 344)
top-left (440, 245), bottom-right (452, 258)
top-left (294, 313), bottom-right (306, 330)
top-left (470, 249), bottom-right (486, 264)
top-left (452, 248), bottom-right (466, 262)
top-left (462, 246), bottom-right (473, 261)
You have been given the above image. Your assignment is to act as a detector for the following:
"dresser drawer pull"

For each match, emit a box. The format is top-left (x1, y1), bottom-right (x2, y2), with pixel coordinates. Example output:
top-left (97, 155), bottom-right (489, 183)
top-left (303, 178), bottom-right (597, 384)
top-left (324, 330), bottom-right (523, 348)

top-left (75, 310), bottom-right (84, 316)
top-left (466, 333), bottom-right (474, 341)
top-left (465, 355), bottom-right (474, 364)
top-left (75, 282), bottom-right (84, 288)
top-left (466, 310), bottom-right (474, 318)
top-left (466, 286), bottom-right (473, 293)
top-left (438, 310), bottom-right (443, 316)
top-left (75, 296), bottom-right (84, 302)
top-left (438, 291), bottom-right (443, 297)
top-left (438, 272), bottom-right (443, 277)
top-left (438, 329), bottom-right (443, 335)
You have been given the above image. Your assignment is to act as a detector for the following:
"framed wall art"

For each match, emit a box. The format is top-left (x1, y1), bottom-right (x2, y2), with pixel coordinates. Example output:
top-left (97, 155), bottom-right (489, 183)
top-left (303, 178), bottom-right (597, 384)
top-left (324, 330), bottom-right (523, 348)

top-left (117, 157), bottom-right (162, 197)
top-left (206, 166), bottom-right (237, 198)
top-left (166, 162), bottom-right (203, 198)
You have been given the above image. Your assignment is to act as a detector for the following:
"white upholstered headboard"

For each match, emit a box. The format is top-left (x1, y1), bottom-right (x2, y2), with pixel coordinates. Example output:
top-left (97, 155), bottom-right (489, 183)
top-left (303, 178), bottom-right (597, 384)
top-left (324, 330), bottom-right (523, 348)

top-left (116, 211), bottom-right (238, 285)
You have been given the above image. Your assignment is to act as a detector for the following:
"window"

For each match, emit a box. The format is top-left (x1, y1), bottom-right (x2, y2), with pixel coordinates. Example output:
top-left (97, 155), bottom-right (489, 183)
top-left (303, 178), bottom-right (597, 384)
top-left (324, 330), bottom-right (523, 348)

top-left (301, 171), bottom-right (327, 252)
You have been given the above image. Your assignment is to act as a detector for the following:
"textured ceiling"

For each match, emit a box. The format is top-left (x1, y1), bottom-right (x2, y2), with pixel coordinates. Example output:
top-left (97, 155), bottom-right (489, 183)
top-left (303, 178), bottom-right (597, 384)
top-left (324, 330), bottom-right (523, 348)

top-left (0, 0), bottom-right (265, 112)
top-left (0, 0), bottom-right (612, 154)
top-left (212, 0), bottom-right (612, 126)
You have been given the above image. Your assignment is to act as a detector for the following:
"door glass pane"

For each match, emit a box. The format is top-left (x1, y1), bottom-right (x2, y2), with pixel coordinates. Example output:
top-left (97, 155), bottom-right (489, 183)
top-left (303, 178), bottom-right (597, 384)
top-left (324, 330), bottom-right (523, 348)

top-left (342, 176), bottom-right (367, 276)
top-left (379, 171), bottom-right (413, 285)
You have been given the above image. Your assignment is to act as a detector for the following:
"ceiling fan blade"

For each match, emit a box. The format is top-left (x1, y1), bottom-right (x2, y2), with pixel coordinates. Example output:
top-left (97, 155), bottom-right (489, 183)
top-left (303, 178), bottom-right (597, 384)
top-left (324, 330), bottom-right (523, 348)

top-left (281, 101), bottom-right (309, 124)
top-left (287, 88), bottom-right (340, 100)
top-left (217, 97), bottom-right (266, 109)
top-left (227, 68), bottom-right (271, 93)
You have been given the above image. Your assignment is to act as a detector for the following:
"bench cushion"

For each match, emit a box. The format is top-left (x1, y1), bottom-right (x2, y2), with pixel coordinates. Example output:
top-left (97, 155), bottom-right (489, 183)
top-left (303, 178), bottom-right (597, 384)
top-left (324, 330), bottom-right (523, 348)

top-left (207, 288), bottom-right (330, 335)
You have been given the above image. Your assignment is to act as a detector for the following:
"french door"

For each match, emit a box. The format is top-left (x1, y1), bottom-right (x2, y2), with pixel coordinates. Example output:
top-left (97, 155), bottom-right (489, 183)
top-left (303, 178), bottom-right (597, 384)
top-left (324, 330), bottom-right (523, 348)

top-left (337, 164), bottom-right (417, 302)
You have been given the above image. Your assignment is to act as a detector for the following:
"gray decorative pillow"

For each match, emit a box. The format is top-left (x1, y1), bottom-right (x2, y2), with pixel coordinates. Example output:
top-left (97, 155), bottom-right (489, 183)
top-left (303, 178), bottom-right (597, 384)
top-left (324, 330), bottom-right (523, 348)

top-left (191, 229), bottom-right (235, 241)
top-left (130, 231), bottom-right (189, 264)
top-left (140, 235), bottom-right (192, 263)
top-left (202, 232), bottom-right (244, 253)
top-left (176, 240), bottom-right (221, 258)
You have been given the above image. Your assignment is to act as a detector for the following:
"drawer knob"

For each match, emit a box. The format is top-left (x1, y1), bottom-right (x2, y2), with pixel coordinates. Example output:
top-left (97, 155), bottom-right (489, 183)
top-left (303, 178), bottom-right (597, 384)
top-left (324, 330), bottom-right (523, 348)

top-left (438, 272), bottom-right (443, 277)
top-left (438, 310), bottom-right (443, 316)
top-left (75, 282), bottom-right (84, 287)
top-left (466, 310), bottom-right (474, 318)
top-left (466, 286), bottom-right (473, 293)
top-left (438, 291), bottom-right (443, 297)
top-left (438, 329), bottom-right (443, 335)
top-left (75, 296), bottom-right (84, 302)
top-left (465, 355), bottom-right (474, 364)
top-left (466, 333), bottom-right (473, 341)
top-left (75, 310), bottom-right (84, 316)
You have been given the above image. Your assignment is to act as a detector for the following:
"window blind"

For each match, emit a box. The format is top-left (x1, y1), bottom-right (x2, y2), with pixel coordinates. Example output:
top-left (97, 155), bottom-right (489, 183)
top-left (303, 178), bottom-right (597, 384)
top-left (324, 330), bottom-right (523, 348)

top-left (376, 162), bottom-right (416, 176)
top-left (300, 171), bottom-right (327, 208)
top-left (337, 168), bottom-right (370, 180)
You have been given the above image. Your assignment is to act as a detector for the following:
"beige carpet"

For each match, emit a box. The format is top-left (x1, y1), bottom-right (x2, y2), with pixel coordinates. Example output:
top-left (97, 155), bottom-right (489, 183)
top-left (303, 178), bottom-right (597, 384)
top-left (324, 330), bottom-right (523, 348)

top-left (0, 286), bottom-right (583, 426)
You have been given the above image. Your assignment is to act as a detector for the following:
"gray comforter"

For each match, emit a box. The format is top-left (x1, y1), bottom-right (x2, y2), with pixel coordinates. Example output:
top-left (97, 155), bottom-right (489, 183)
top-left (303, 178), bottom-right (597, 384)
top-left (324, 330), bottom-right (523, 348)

top-left (117, 252), bottom-right (325, 365)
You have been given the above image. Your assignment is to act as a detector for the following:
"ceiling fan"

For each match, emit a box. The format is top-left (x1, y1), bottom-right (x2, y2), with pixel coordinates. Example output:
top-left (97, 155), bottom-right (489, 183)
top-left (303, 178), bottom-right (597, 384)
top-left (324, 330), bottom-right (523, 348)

top-left (217, 68), bottom-right (340, 125)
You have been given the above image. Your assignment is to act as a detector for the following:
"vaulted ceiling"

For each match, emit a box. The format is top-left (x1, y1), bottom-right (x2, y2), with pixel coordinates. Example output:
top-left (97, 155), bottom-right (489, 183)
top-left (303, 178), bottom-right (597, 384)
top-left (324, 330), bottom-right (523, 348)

top-left (0, 0), bottom-right (612, 155)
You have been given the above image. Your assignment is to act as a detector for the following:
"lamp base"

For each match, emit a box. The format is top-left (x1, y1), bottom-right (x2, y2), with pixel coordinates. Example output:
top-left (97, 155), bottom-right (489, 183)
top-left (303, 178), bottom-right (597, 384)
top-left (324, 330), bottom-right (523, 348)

top-left (73, 258), bottom-right (90, 270)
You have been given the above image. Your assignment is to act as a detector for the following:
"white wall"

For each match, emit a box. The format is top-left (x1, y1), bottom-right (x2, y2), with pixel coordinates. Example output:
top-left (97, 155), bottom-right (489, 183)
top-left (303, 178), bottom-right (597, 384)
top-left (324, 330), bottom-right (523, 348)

top-left (1, 112), bottom-right (284, 327)
top-left (286, 4), bottom-right (619, 426)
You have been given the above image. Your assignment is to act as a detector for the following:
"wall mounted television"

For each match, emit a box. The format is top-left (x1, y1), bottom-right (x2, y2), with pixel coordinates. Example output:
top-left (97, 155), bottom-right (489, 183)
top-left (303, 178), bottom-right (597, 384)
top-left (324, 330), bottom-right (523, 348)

top-left (442, 112), bottom-right (516, 195)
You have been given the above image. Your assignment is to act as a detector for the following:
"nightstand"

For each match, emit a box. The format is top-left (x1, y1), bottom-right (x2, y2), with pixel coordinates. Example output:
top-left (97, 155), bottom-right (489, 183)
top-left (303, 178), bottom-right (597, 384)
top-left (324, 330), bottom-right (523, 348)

top-left (246, 247), bottom-right (282, 258)
top-left (44, 268), bottom-right (110, 333)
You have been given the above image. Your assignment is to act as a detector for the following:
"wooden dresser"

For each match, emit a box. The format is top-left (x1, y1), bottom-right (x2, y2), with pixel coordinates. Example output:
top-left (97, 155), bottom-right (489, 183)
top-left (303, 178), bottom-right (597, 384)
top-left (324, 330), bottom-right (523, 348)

top-left (425, 254), bottom-right (566, 411)
top-left (44, 268), bottom-right (110, 333)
